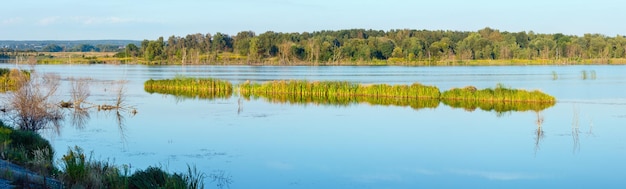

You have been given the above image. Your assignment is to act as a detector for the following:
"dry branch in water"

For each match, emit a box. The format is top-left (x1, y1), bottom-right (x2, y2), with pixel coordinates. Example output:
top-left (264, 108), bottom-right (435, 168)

top-left (3, 71), bottom-right (63, 131)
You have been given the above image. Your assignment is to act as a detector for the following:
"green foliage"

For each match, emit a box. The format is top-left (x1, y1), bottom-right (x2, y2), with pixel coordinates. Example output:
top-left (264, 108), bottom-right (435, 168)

top-left (127, 28), bottom-right (626, 65)
top-left (60, 146), bottom-right (205, 189)
top-left (0, 121), bottom-right (55, 176)
top-left (61, 146), bottom-right (88, 186)
top-left (129, 166), bottom-right (186, 189)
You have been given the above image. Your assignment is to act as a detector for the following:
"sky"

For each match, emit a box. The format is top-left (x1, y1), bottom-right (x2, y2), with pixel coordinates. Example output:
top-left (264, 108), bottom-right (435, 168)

top-left (1, 0), bottom-right (624, 40)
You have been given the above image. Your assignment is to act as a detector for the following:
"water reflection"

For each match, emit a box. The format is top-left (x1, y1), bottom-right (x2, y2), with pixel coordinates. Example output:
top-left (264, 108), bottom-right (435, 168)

top-left (145, 87), bottom-right (232, 101)
top-left (242, 93), bottom-right (441, 111)
top-left (442, 99), bottom-right (556, 114)
top-left (534, 111), bottom-right (545, 156)
top-left (158, 90), bottom-right (556, 114)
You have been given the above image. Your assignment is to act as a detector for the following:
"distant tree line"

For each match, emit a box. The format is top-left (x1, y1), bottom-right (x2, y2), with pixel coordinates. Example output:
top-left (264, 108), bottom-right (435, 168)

top-left (117, 27), bottom-right (626, 64)
top-left (40, 44), bottom-right (122, 52)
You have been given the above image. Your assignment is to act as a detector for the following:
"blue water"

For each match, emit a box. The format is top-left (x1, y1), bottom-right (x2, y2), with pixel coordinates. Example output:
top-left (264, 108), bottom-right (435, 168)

top-left (2, 64), bottom-right (625, 188)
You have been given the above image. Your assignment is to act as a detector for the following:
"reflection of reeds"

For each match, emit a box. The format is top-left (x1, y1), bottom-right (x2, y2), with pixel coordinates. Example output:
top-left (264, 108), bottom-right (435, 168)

top-left (572, 106), bottom-right (580, 153)
top-left (534, 111), bottom-right (544, 156)
top-left (442, 99), bottom-right (555, 113)
top-left (144, 77), bottom-right (233, 100)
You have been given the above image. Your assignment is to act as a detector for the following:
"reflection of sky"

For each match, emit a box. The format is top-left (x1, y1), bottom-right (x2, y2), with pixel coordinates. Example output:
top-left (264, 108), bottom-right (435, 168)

top-left (1, 64), bottom-right (625, 188)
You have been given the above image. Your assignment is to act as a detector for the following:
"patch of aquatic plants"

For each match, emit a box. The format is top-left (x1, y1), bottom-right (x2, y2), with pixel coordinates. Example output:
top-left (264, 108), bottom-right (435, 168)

top-left (440, 84), bottom-right (555, 103)
top-left (148, 78), bottom-right (556, 112)
top-left (144, 76), bottom-right (233, 99)
top-left (0, 68), bottom-right (30, 92)
top-left (239, 80), bottom-right (441, 99)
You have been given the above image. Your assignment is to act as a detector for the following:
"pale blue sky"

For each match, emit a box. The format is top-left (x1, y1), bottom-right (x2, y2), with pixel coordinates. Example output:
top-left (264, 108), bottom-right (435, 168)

top-left (1, 0), bottom-right (623, 40)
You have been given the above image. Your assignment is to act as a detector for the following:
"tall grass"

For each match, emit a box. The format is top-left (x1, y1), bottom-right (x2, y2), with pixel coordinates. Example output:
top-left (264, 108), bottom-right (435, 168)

top-left (144, 76), bottom-right (233, 99)
top-left (440, 84), bottom-right (556, 103)
top-left (0, 68), bottom-right (30, 92)
top-left (239, 80), bottom-right (441, 99)
top-left (240, 80), bottom-right (441, 110)
top-left (60, 146), bottom-right (208, 189)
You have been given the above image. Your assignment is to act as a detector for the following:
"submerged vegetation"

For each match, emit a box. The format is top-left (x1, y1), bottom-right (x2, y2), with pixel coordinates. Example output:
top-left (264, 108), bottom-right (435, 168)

top-left (144, 76), bottom-right (233, 99)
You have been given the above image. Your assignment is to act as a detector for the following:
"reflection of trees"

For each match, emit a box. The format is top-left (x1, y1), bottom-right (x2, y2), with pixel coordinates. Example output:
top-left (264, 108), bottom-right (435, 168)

top-left (60, 79), bottom-right (136, 143)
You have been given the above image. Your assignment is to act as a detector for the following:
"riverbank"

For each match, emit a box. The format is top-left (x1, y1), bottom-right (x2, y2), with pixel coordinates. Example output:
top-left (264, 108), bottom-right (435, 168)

top-left (3, 52), bottom-right (626, 66)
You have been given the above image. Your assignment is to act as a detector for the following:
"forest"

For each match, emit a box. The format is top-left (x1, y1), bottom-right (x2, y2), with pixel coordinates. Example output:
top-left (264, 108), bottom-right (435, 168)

top-left (4, 28), bottom-right (626, 65)
top-left (117, 27), bottom-right (626, 65)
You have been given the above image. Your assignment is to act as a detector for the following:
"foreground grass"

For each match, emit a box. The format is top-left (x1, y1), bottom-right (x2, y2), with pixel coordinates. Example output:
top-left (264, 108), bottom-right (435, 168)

top-left (0, 121), bottom-right (207, 189)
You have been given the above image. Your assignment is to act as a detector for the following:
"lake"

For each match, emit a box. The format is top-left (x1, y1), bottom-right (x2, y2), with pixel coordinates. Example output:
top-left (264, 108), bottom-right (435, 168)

top-left (1, 64), bottom-right (625, 188)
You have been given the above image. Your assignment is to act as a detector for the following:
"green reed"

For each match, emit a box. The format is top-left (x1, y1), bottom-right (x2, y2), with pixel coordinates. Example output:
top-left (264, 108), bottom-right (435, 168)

top-left (239, 80), bottom-right (441, 99)
top-left (144, 77), bottom-right (233, 99)
top-left (440, 85), bottom-right (556, 103)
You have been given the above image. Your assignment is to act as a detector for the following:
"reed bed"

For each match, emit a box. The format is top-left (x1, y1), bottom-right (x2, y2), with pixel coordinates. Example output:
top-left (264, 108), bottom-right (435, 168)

top-left (239, 80), bottom-right (441, 99)
top-left (440, 85), bottom-right (556, 103)
top-left (144, 77), bottom-right (233, 99)
top-left (0, 68), bottom-right (30, 92)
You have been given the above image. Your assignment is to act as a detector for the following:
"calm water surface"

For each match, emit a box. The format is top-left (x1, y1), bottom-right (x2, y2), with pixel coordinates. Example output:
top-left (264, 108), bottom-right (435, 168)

top-left (2, 64), bottom-right (625, 188)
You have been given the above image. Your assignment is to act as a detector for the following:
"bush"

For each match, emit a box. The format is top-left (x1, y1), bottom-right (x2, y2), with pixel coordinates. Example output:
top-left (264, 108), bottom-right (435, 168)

top-left (0, 122), bottom-right (55, 175)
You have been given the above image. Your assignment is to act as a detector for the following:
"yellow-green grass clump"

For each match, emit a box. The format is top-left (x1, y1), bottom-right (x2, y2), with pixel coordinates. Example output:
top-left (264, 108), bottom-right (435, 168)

top-left (144, 77), bottom-right (233, 99)
top-left (239, 80), bottom-right (441, 99)
top-left (441, 84), bottom-right (556, 103)
top-left (0, 68), bottom-right (30, 92)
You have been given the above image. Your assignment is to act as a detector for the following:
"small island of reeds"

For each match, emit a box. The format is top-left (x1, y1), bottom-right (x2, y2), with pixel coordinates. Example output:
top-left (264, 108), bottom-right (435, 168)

top-left (440, 84), bottom-right (556, 103)
top-left (239, 80), bottom-right (441, 99)
top-left (144, 76), bottom-right (233, 99)
top-left (144, 77), bottom-right (556, 113)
